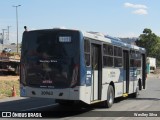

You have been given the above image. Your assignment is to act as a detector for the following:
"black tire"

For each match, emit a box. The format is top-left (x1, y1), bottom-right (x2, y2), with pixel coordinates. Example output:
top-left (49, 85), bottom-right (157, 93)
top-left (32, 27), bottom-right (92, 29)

top-left (138, 79), bottom-right (142, 90)
top-left (103, 85), bottom-right (114, 108)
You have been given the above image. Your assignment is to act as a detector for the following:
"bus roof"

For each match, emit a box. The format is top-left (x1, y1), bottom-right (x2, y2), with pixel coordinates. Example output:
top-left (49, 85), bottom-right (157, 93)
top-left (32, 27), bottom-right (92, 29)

top-left (23, 28), bottom-right (145, 53)
top-left (82, 31), bottom-right (146, 53)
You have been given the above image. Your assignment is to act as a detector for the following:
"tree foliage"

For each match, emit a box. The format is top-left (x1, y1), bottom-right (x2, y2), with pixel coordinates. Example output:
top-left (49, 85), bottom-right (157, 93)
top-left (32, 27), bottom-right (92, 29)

top-left (136, 28), bottom-right (160, 66)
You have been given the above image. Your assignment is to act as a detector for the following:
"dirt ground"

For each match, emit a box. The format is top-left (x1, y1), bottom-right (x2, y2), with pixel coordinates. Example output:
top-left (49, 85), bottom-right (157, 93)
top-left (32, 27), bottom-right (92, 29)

top-left (0, 75), bottom-right (20, 98)
top-left (0, 76), bottom-right (19, 81)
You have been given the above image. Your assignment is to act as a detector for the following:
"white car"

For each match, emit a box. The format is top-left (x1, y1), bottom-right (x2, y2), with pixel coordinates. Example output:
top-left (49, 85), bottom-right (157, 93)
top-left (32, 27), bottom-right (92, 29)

top-left (2, 48), bottom-right (12, 53)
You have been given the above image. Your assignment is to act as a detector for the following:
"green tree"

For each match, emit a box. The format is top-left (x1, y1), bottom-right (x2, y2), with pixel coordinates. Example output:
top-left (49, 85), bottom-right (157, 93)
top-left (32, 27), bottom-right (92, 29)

top-left (136, 28), bottom-right (160, 66)
top-left (136, 28), bottom-right (159, 56)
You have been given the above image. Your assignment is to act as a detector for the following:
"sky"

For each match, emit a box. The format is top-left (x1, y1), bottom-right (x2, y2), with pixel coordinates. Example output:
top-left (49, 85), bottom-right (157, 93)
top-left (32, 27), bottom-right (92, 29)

top-left (0, 0), bottom-right (160, 43)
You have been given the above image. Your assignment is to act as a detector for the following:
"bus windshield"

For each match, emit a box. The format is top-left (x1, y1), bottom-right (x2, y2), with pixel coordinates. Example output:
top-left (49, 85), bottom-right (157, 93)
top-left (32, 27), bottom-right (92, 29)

top-left (21, 30), bottom-right (80, 88)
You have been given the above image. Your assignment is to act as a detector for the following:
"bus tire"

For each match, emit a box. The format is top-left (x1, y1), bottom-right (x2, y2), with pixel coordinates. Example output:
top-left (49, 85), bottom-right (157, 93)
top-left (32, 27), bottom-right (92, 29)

top-left (103, 85), bottom-right (114, 108)
top-left (138, 79), bottom-right (142, 90)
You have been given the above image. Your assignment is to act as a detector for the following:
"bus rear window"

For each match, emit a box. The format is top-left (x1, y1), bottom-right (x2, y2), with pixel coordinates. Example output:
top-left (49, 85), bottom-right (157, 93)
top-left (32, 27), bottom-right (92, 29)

top-left (21, 30), bottom-right (80, 88)
top-left (22, 30), bottom-right (79, 58)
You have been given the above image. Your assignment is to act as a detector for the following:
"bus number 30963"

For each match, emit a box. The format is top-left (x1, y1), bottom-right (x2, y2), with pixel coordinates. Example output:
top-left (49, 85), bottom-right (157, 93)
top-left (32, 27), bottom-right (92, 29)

top-left (41, 91), bottom-right (53, 95)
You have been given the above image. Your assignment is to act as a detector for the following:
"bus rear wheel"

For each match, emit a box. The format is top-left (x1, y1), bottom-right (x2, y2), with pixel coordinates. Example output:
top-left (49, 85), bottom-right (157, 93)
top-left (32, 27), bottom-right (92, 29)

top-left (138, 79), bottom-right (142, 90)
top-left (103, 85), bottom-right (114, 108)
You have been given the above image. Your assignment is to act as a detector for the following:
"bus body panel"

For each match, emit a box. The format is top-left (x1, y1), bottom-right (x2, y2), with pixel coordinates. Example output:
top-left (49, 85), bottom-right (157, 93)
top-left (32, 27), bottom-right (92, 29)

top-left (20, 85), bottom-right (92, 104)
top-left (114, 82), bottom-right (123, 97)
top-left (21, 86), bottom-right (70, 99)
top-left (20, 29), bottom-right (146, 106)
top-left (101, 83), bottom-right (109, 101)
top-left (79, 32), bottom-right (87, 86)
top-left (102, 68), bottom-right (123, 83)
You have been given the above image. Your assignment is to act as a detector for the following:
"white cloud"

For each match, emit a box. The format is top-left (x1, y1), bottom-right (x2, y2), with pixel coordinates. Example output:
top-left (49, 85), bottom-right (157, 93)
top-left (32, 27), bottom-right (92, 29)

top-left (133, 9), bottom-right (148, 15)
top-left (124, 2), bottom-right (148, 15)
top-left (124, 2), bottom-right (147, 9)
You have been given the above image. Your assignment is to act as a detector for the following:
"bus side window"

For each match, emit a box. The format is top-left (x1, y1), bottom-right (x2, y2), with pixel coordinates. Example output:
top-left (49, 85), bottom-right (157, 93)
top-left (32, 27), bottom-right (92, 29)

top-left (130, 51), bottom-right (142, 68)
top-left (130, 50), bottom-right (135, 58)
top-left (114, 46), bottom-right (122, 67)
top-left (103, 44), bottom-right (113, 67)
top-left (84, 39), bottom-right (90, 66)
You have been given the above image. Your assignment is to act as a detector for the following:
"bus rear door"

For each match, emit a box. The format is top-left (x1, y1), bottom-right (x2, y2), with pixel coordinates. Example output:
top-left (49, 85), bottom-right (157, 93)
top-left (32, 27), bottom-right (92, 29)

top-left (91, 44), bottom-right (102, 101)
top-left (123, 50), bottom-right (130, 94)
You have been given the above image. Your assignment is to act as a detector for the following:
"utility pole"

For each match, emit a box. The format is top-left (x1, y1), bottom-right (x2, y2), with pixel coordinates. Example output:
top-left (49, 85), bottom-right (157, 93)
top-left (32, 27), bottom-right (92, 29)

top-left (2, 29), bottom-right (7, 44)
top-left (0, 33), bottom-right (2, 51)
top-left (7, 26), bottom-right (11, 42)
top-left (13, 5), bottom-right (21, 53)
top-left (2, 29), bottom-right (7, 50)
top-left (0, 33), bottom-right (2, 44)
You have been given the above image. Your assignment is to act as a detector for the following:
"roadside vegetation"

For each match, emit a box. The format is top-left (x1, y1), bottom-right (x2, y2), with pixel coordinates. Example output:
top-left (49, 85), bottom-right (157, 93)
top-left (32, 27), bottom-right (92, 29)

top-left (0, 77), bottom-right (20, 98)
top-left (136, 28), bottom-right (160, 66)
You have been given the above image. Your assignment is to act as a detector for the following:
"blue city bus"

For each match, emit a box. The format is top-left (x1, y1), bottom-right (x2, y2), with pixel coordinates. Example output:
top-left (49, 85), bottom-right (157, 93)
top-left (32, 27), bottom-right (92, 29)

top-left (20, 28), bottom-right (146, 108)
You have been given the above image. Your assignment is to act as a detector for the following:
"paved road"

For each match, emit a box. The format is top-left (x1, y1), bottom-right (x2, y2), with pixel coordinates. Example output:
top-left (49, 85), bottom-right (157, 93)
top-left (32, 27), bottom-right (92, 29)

top-left (0, 75), bottom-right (160, 119)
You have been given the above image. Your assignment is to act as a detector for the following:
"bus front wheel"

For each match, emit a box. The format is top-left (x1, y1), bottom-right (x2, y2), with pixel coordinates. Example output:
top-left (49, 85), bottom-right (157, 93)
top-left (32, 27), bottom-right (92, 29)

top-left (103, 85), bottom-right (114, 108)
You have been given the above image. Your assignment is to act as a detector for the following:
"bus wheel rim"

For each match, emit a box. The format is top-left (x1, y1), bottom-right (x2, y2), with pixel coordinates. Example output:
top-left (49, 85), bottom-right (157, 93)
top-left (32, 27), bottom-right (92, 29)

top-left (109, 92), bottom-right (113, 104)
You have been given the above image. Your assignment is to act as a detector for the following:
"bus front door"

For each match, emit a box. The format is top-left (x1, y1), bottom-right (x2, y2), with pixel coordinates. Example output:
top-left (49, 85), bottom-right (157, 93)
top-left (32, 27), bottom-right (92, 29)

top-left (123, 50), bottom-right (130, 94)
top-left (91, 44), bottom-right (102, 101)
top-left (142, 54), bottom-right (146, 89)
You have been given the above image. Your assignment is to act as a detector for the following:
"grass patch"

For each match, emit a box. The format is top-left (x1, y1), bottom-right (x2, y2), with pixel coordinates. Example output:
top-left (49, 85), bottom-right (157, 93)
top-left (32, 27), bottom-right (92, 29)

top-left (0, 79), bottom-right (20, 98)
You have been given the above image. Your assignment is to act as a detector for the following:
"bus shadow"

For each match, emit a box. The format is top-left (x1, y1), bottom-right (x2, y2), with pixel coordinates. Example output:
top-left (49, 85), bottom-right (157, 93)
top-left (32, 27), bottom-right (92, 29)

top-left (43, 103), bottom-right (94, 118)
top-left (132, 97), bottom-right (160, 101)
top-left (48, 97), bottom-right (127, 118)
top-left (47, 98), bottom-right (126, 118)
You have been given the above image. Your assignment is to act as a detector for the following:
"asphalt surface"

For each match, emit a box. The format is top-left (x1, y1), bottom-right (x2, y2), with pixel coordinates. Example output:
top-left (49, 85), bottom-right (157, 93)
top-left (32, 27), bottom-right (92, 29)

top-left (0, 74), bottom-right (160, 119)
